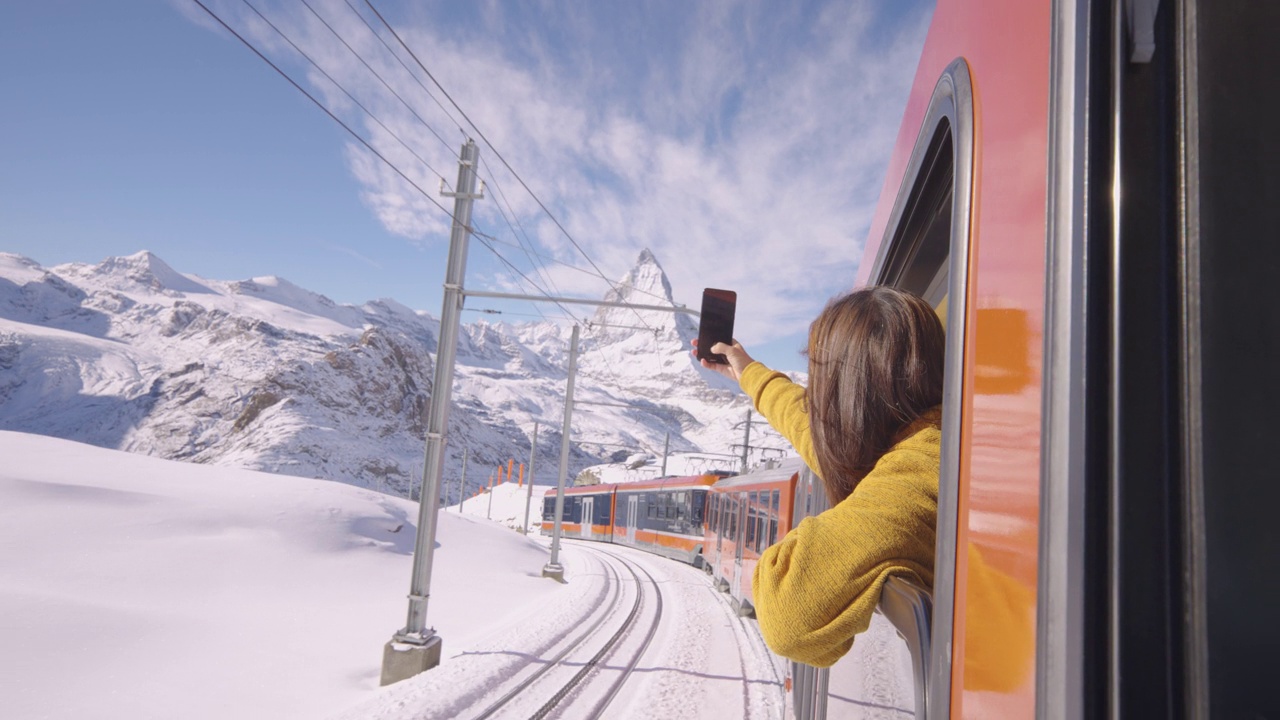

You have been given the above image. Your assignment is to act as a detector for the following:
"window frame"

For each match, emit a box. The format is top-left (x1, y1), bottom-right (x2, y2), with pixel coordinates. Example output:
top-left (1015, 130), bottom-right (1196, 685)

top-left (863, 56), bottom-right (974, 720)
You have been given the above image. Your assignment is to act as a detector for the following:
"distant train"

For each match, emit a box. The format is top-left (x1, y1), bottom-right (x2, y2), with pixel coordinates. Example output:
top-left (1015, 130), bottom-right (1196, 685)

top-left (540, 461), bottom-right (929, 718)
top-left (539, 473), bottom-right (724, 565)
top-left (537, 461), bottom-right (804, 614)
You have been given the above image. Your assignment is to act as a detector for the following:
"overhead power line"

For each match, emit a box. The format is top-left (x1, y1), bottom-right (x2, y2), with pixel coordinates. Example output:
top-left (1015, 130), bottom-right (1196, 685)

top-left (362, 0), bottom-right (658, 334)
top-left (300, 0), bottom-right (456, 160)
top-left (239, 0), bottom-right (448, 182)
top-left (192, 0), bottom-right (455, 221)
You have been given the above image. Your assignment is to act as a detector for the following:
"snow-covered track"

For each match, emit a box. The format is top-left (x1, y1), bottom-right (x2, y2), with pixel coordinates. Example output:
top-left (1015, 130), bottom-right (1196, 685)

top-left (467, 541), bottom-right (664, 720)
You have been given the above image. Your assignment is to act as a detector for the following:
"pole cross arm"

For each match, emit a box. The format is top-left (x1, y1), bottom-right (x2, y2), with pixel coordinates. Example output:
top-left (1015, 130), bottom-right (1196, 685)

top-left (462, 289), bottom-right (698, 316)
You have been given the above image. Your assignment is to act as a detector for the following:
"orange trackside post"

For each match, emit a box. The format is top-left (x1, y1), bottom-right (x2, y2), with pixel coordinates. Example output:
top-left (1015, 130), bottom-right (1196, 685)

top-left (507, 459), bottom-right (514, 485)
top-left (518, 463), bottom-right (524, 487)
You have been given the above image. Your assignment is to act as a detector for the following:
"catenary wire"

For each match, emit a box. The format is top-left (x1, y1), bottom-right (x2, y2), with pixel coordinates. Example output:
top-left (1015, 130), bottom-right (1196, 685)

top-left (300, 0), bottom-right (456, 161)
top-left (341, 0), bottom-right (470, 147)
top-left (191, 0), bottom-right (455, 220)
top-left (239, 0), bottom-right (449, 183)
top-left (362, 0), bottom-right (657, 335)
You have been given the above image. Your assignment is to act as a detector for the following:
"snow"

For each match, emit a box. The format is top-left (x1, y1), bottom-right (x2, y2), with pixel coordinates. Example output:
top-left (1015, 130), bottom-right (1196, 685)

top-left (0, 249), bottom-right (793, 501)
top-left (1, 431), bottom-right (915, 719)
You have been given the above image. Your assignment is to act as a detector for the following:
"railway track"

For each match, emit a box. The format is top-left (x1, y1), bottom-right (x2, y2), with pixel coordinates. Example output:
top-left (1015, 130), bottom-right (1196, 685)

top-left (467, 540), bottom-right (664, 720)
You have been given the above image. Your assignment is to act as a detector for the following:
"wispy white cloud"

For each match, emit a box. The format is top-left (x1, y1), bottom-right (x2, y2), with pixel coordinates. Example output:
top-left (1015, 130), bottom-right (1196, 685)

top-left (198, 0), bottom-right (934, 345)
top-left (325, 242), bottom-right (383, 270)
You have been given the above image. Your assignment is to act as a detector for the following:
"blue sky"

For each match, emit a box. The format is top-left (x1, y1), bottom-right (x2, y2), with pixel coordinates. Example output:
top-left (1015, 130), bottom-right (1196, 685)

top-left (1, 0), bottom-right (933, 374)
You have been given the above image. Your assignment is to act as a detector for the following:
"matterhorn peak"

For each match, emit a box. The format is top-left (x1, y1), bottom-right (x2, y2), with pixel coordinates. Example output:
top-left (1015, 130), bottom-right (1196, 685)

top-left (602, 248), bottom-right (675, 308)
top-left (588, 249), bottom-right (683, 337)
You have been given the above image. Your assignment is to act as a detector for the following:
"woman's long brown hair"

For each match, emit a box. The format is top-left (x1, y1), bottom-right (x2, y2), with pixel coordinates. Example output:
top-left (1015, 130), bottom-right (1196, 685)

top-left (805, 286), bottom-right (945, 505)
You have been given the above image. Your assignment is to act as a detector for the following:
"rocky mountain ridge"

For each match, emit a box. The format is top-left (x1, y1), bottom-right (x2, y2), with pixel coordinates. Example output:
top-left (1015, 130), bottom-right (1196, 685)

top-left (0, 249), bottom-right (795, 499)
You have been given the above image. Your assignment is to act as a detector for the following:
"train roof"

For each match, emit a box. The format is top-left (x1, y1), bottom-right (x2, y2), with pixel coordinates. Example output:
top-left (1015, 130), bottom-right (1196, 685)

top-left (710, 457), bottom-right (806, 490)
top-left (540, 483), bottom-right (615, 497)
top-left (611, 474), bottom-right (720, 493)
top-left (539, 473), bottom-right (726, 498)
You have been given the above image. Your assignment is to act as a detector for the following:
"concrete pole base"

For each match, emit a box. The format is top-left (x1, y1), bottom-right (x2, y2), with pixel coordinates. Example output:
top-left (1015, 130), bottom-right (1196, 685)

top-left (541, 562), bottom-right (565, 582)
top-left (380, 635), bottom-right (443, 686)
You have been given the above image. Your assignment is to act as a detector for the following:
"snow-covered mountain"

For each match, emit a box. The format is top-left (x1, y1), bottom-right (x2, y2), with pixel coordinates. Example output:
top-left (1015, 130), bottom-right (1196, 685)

top-left (0, 249), bottom-right (794, 500)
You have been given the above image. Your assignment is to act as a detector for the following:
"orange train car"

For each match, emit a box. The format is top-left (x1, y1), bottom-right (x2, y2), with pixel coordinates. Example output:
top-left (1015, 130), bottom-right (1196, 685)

top-left (539, 474), bottom-right (721, 564)
top-left (787, 0), bottom-right (1280, 717)
top-left (702, 459), bottom-right (803, 617)
top-left (538, 483), bottom-right (616, 543)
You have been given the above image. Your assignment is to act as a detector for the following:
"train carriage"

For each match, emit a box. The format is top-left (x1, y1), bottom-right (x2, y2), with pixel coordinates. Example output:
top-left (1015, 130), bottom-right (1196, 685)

top-left (539, 483), bottom-right (615, 542)
top-left (779, 0), bottom-right (1280, 718)
top-left (703, 459), bottom-right (803, 617)
top-left (539, 474), bottom-right (719, 564)
top-left (612, 474), bottom-right (717, 565)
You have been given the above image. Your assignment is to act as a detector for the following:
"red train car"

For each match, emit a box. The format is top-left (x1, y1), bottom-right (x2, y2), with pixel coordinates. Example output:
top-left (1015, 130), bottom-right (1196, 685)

top-left (780, 0), bottom-right (1280, 717)
top-left (703, 459), bottom-right (803, 617)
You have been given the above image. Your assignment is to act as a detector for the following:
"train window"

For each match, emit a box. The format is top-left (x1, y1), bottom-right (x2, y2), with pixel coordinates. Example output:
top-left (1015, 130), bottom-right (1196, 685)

top-left (728, 497), bottom-right (738, 540)
top-left (691, 491), bottom-right (705, 525)
top-left (769, 490), bottom-right (780, 545)
top-left (864, 57), bottom-right (973, 716)
top-left (746, 492), bottom-right (758, 549)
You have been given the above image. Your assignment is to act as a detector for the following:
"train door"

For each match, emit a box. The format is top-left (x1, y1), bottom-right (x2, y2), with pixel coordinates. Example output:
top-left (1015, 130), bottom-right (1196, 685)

top-left (580, 497), bottom-right (593, 538)
top-left (713, 494), bottom-right (725, 568)
top-left (731, 492), bottom-right (747, 599)
top-left (626, 494), bottom-right (638, 545)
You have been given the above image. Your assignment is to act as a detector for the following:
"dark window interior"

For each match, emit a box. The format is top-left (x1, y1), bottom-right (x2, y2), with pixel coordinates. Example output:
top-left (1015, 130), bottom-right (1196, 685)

top-left (877, 120), bottom-right (954, 306)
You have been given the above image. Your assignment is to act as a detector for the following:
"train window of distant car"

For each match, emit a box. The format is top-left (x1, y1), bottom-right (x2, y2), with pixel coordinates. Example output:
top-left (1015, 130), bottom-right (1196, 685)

top-left (746, 492), bottom-right (758, 548)
top-left (769, 490), bottom-right (780, 545)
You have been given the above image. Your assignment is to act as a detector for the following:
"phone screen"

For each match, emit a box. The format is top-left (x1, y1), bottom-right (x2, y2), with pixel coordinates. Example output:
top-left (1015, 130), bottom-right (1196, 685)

top-left (696, 288), bottom-right (737, 364)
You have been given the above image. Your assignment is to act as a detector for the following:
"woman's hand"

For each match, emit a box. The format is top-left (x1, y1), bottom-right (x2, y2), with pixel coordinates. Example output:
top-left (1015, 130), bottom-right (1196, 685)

top-left (691, 338), bottom-right (755, 383)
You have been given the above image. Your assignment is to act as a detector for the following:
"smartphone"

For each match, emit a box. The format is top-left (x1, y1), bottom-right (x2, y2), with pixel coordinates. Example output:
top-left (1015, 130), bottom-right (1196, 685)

top-left (696, 288), bottom-right (737, 364)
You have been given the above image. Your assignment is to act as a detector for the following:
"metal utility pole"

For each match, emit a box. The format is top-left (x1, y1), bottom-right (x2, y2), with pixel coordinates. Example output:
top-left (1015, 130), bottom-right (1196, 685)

top-left (542, 325), bottom-right (580, 581)
top-left (457, 449), bottom-right (468, 513)
top-left (741, 409), bottom-right (752, 472)
top-left (487, 470), bottom-right (495, 520)
top-left (381, 140), bottom-right (483, 686)
top-left (661, 431), bottom-right (670, 477)
top-left (522, 422), bottom-right (539, 534)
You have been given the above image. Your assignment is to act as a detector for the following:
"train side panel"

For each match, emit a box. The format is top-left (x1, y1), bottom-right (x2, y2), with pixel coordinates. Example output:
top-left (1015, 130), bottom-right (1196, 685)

top-left (704, 461), bottom-right (802, 616)
top-left (853, 0), bottom-right (1050, 714)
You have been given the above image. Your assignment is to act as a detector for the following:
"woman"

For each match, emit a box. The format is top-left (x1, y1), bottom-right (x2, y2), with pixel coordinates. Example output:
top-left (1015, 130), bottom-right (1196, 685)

top-left (695, 286), bottom-right (945, 667)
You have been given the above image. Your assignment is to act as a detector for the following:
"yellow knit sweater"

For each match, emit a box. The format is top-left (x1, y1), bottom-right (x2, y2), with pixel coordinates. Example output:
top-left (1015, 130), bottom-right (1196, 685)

top-left (739, 361), bottom-right (940, 668)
